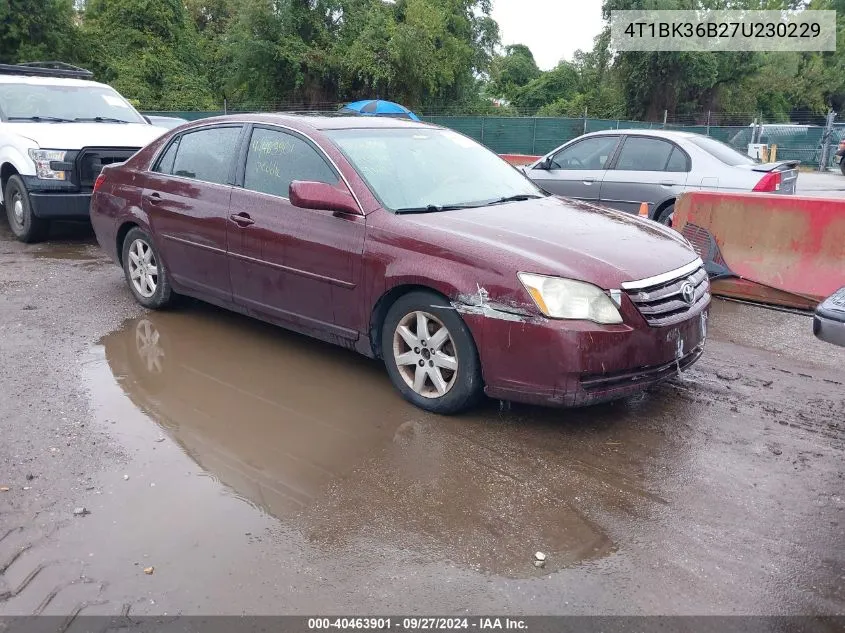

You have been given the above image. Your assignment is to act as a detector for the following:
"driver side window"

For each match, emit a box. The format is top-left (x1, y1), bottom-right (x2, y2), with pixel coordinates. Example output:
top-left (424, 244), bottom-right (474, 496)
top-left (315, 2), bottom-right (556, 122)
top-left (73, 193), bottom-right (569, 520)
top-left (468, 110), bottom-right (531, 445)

top-left (550, 136), bottom-right (620, 171)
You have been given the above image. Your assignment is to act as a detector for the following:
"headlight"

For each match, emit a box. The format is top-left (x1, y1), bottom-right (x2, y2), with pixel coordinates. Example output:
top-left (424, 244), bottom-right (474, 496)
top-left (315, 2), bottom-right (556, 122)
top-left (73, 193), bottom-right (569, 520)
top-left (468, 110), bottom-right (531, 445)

top-left (518, 273), bottom-right (623, 324)
top-left (28, 149), bottom-right (69, 180)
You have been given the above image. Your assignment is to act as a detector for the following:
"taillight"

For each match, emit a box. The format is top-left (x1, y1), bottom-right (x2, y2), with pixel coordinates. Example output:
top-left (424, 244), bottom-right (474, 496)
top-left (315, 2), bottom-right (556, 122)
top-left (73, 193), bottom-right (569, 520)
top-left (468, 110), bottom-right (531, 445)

top-left (93, 173), bottom-right (106, 192)
top-left (753, 171), bottom-right (781, 192)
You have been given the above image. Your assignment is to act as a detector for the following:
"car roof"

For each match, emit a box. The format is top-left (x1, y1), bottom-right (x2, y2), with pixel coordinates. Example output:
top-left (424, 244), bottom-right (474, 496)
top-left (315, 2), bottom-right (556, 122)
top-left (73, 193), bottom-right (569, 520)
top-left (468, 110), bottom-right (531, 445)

top-left (585, 129), bottom-right (702, 140)
top-left (189, 112), bottom-right (433, 132)
top-left (0, 74), bottom-right (113, 89)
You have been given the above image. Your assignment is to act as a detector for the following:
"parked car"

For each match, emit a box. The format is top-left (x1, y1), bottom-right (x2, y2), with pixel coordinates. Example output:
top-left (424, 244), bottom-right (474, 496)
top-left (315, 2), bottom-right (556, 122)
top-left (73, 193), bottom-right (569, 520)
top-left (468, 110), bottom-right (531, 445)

top-left (0, 62), bottom-right (167, 242)
top-left (813, 287), bottom-right (845, 347)
top-left (144, 115), bottom-right (188, 130)
top-left (524, 130), bottom-right (799, 226)
top-left (90, 114), bottom-right (710, 414)
top-left (834, 138), bottom-right (845, 176)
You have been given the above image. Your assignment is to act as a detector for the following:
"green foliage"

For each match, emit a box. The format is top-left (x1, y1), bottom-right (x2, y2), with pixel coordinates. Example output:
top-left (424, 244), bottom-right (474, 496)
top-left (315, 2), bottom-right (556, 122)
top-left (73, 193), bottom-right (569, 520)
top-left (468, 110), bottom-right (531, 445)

top-left (0, 0), bottom-right (842, 122)
top-left (0, 0), bottom-right (78, 64)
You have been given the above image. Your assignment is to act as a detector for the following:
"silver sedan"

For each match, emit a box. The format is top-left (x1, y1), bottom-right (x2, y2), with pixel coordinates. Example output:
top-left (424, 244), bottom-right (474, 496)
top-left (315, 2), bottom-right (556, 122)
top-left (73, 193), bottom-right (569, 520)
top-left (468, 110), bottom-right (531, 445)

top-left (524, 130), bottom-right (799, 225)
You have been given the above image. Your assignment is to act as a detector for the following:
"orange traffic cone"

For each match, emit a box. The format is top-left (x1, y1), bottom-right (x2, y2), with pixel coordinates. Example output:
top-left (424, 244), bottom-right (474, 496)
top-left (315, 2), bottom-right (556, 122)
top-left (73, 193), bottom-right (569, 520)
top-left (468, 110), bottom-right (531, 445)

top-left (638, 202), bottom-right (649, 218)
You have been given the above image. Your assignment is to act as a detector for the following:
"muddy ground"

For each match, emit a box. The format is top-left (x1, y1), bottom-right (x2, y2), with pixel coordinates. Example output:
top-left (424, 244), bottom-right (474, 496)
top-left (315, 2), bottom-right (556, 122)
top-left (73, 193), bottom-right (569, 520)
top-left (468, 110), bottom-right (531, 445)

top-left (0, 221), bottom-right (843, 617)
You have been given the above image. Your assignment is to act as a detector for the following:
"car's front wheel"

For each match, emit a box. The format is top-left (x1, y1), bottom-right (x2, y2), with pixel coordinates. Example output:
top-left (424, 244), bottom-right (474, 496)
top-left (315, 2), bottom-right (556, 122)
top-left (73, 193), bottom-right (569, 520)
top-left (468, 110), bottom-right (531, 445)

top-left (4, 175), bottom-right (49, 243)
top-left (381, 290), bottom-right (483, 414)
top-left (121, 227), bottom-right (173, 309)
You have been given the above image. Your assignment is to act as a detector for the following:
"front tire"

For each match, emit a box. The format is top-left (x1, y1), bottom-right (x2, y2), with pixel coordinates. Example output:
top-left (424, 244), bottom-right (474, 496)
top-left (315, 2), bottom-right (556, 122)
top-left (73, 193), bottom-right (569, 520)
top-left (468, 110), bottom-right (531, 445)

top-left (121, 227), bottom-right (173, 309)
top-left (381, 290), bottom-right (483, 414)
top-left (4, 175), bottom-right (49, 243)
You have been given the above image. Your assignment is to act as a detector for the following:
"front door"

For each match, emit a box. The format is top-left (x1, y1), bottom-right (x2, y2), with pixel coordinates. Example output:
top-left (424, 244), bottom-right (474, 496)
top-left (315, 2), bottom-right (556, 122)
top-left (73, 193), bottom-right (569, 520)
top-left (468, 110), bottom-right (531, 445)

top-left (527, 135), bottom-right (620, 202)
top-left (143, 125), bottom-right (243, 302)
top-left (227, 125), bottom-right (366, 340)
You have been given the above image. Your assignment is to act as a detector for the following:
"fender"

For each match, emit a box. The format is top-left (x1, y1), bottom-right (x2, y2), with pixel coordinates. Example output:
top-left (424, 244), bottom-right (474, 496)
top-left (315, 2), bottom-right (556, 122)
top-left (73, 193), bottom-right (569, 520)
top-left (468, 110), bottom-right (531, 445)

top-left (0, 144), bottom-right (35, 204)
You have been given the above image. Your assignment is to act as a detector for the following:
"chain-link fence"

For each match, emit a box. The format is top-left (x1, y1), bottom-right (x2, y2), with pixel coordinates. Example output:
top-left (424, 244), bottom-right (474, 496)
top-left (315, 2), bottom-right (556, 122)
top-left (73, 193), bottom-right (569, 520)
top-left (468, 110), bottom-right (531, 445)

top-left (142, 106), bottom-right (844, 170)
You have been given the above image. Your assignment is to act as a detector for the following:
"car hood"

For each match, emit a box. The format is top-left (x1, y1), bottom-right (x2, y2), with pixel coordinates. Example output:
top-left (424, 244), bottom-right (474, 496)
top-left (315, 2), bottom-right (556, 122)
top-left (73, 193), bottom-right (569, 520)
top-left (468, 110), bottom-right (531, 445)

top-left (5, 122), bottom-right (167, 150)
top-left (402, 196), bottom-right (699, 289)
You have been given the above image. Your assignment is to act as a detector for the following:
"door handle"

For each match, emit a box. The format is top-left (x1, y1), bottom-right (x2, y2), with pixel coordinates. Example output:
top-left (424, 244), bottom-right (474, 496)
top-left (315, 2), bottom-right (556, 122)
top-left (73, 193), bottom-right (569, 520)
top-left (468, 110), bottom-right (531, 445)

top-left (659, 181), bottom-right (676, 187)
top-left (582, 177), bottom-right (595, 184)
top-left (144, 192), bottom-right (161, 205)
top-left (229, 212), bottom-right (254, 227)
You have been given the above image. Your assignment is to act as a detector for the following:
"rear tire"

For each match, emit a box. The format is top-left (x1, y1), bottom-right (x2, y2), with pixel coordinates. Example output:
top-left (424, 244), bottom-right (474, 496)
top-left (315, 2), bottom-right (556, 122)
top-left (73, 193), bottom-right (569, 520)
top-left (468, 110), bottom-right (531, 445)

top-left (657, 203), bottom-right (675, 227)
top-left (381, 290), bottom-right (483, 414)
top-left (4, 175), bottom-right (49, 243)
top-left (121, 227), bottom-right (173, 310)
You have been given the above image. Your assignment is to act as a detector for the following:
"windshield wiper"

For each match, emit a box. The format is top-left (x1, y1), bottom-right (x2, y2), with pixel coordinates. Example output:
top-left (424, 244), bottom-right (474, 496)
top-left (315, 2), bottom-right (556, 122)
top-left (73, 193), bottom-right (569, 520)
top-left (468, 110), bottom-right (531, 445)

top-left (487, 194), bottom-right (547, 205)
top-left (73, 116), bottom-right (131, 124)
top-left (395, 202), bottom-right (488, 215)
top-left (7, 115), bottom-right (73, 123)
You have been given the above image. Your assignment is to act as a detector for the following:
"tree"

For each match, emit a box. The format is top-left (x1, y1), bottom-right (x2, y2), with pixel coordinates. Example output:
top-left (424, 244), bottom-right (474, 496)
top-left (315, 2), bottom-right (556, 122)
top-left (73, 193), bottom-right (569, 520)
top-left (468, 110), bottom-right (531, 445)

top-left (82, 0), bottom-right (215, 109)
top-left (489, 44), bottom-right (541, 101)
top-left (0, 0), bottom-right (78, 64)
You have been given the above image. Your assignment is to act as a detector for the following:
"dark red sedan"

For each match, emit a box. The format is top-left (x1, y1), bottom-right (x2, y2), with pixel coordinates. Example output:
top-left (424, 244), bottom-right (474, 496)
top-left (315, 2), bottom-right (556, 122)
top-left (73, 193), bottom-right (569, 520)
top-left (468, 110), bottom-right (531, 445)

top-left (90, 114), bottom-right (710, 414)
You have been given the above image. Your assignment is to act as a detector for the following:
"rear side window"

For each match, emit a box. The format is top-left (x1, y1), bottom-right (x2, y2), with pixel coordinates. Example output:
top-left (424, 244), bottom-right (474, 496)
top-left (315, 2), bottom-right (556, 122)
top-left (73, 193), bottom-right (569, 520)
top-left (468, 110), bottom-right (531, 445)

top-left (614, 137), bottom-right (675, 171)
top-left (155, 139), bottom-right (180, 175)
top-left (165, 126), bottom-right (242, 184)
top-left (665, 147), bottom-right (690, 172)
top-left (243, 127), bottom-right (338, 198)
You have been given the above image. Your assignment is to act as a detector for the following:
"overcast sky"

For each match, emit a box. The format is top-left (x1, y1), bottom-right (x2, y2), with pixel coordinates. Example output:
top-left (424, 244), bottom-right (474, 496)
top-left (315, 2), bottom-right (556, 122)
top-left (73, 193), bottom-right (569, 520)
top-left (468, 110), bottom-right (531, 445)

top-left (491, 0), bottom-right (605, 70)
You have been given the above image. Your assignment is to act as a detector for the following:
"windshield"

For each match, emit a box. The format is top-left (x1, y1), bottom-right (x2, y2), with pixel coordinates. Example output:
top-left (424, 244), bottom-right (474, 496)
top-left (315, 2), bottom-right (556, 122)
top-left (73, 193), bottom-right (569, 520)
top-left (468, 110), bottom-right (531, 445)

top-left (689, 135), bottom-right (757, 166)
top-left (325, 128), bottom-right (544, 211)
top-left (0, 83), bottom-right (145, 124)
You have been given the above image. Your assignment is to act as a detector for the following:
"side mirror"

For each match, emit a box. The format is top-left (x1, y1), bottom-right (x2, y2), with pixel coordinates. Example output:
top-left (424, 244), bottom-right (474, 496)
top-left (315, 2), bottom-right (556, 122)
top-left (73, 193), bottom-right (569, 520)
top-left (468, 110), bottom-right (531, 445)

top-left (289, 180), bottom-right (360, 215)
top-left (142, 115), bottom-right (152, 124)
top-left (534, 157), bottom-right (551, 170)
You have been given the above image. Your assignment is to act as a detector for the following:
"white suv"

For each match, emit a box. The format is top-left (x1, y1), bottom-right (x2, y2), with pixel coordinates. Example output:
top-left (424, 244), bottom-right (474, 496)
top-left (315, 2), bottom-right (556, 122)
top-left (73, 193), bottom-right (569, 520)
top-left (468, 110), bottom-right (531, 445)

top-left (0, 62), bottom-right (167, 242)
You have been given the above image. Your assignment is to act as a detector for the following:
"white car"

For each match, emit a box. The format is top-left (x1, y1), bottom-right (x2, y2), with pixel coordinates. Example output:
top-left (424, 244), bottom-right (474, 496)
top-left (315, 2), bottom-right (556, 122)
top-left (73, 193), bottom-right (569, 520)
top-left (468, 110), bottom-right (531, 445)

top-left (0, 62), bottom-right (166, 242)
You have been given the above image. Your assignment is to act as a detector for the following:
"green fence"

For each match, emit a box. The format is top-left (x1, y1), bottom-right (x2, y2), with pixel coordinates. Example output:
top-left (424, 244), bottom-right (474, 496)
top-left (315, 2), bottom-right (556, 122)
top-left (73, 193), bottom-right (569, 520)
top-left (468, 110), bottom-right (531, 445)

top-left (143, 111), bottom-right (836, 166)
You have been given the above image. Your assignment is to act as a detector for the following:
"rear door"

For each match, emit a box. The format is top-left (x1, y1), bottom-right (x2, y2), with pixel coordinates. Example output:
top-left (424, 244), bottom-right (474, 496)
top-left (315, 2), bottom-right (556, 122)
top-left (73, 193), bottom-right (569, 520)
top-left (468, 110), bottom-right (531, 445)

top-left (599, 135), bottom-right (690, 215)
top-left (143, 125), bottom-right (243, 303)
top-left (527, 135), bottom-right (620, 202)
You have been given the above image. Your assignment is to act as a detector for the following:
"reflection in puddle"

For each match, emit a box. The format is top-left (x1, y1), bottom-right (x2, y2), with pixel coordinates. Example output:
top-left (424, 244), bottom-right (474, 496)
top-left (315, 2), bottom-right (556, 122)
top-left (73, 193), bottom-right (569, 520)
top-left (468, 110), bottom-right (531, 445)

top-left (89, 305), bottom-right (690, 577)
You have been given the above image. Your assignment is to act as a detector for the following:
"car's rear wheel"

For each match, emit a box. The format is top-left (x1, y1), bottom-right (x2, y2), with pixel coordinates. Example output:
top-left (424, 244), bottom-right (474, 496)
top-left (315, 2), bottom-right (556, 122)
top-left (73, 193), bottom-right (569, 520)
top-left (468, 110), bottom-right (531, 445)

top-left (381, 290), bottom-right (483, 414)
top-left (121, 227), bottom-right (173, 309)
top-left (4, 175), bottom-right (49, 243)
top-left (657, 203), bottom-right (675, 227)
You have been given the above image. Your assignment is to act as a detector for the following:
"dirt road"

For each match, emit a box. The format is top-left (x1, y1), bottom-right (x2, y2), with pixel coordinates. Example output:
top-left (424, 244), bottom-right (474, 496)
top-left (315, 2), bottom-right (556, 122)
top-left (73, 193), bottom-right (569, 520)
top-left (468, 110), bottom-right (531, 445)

top-left (1, 222), bottom-right (843, 617)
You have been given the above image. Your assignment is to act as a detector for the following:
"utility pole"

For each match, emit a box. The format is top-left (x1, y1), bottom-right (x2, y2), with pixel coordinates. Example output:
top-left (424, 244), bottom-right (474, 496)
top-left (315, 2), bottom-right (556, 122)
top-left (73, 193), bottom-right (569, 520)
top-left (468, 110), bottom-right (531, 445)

top-left (583, 107), bottom-right (588, 135)
top-left (819, 109), bottom-right (836, 172)
top-left (662, 110), bottom-right (668, 129)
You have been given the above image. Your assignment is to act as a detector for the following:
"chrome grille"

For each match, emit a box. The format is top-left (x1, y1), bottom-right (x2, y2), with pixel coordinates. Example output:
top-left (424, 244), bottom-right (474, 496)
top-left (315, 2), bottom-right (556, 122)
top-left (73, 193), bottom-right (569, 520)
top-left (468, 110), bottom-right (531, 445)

top-left (624, 264), bottom-right (710, 327)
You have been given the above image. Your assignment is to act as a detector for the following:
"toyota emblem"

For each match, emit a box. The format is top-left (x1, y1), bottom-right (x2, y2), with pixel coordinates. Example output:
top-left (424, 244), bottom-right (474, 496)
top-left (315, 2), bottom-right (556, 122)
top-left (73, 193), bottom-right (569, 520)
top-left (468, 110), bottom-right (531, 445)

top-left (680, 281), bottom-right (695, 305)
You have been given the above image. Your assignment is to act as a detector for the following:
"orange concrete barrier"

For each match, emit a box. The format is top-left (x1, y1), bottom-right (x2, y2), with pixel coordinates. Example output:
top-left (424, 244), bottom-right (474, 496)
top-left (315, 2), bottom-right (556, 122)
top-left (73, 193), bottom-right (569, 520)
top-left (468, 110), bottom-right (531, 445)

top-left (500, 154), bottom-right (541, 166)
top-left (674, 191), bottom-right (845, 309)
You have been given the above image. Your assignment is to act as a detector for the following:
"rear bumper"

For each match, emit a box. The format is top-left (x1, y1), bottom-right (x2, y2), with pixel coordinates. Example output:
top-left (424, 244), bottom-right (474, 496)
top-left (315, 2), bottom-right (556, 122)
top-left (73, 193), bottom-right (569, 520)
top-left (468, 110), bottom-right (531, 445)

top-left (464, 302), bottom-right (709, 408)
top-left (813, 314), bottom-right (845, 347)
top-left (28, 191), bottom-right (92, 220)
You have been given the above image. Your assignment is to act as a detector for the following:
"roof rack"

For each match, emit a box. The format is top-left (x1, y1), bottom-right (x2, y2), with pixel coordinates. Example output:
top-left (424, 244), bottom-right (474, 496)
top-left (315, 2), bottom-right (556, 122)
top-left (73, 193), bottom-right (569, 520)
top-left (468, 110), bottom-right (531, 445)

top-left (0, 62), bottom-right (94, 80)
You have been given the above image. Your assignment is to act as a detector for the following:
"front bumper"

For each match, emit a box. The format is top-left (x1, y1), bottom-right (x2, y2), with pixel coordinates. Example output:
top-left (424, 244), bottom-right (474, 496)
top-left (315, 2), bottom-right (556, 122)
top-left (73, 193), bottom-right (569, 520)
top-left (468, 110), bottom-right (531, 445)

top-left (28, 191), bottom-right (92, 219)
top-left (464, 302), bottom-right (709, 408)
top-left (21, 176), bottom-right (91, 220)
top-left (813, 315), bottom-right (845, 347)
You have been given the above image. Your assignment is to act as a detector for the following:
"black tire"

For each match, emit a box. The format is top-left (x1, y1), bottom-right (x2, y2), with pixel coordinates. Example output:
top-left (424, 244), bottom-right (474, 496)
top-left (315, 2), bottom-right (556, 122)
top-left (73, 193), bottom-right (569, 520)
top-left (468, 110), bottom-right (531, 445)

top-left (839, 159), bottom-right (845, 176)
top-left (381, 290), bottom-right (483, 414)
top-left (4, 175), bottom-right (49, 243)
top-left (121, 227), bottom-right (174, 309)
top-left (657, 203), bottom-right (675, 227)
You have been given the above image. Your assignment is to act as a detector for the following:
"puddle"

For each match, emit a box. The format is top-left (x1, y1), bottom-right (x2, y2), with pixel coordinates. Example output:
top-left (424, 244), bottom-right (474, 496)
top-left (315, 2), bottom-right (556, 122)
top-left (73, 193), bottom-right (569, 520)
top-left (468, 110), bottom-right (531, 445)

top-left (31, 242), bottom-right (102, 263)
top-left (83, 305), bottom-right (643, 577)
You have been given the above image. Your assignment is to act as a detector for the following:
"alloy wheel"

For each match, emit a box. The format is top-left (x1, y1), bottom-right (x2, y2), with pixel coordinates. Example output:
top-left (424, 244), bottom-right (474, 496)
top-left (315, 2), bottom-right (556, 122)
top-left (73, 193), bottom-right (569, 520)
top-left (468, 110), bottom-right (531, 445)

top-left (127, 238), bottom-right (158, 298)
top-left (392, 310), bottom-right (459, 398)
